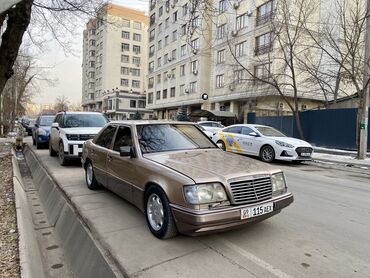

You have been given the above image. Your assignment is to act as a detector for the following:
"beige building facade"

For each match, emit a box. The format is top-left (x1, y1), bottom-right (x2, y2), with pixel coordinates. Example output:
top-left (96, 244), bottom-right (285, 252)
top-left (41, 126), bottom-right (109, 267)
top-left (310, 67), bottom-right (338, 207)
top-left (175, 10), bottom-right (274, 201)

top-left (147, 0), bottom-right (329, 122)
top-left (82, 4), bottom-right (153, 120)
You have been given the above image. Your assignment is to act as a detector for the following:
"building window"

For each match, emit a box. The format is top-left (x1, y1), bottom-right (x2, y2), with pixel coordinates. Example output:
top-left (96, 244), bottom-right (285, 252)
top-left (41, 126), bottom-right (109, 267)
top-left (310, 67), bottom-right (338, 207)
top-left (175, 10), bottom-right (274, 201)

top-left (171, 68), bottom-right (176, 78)
top-left (181, 44), bottom-right (186, 56)
top-left (163, 89), bottom-right (167, 99)
top-left (133, 33), bottom-right (141, 41)
top-left (89, 61), bottom-right (95, 67)
top-left (170, 87), bottom-right (175, 97)
top-left (191, 16), bottom-right (200, 28)
top-left (254, 63), bottom-right (271, 81)
top-left (149, 61), bottom-right (154, 73)
top-left (133, 56), bottom-right (141, 65)
top-left (235, 41), bottom-right (247, 57)
top-left (255, 32), bottom-right (273, 55)
top-left (148, 77), bottom-right (154, 88)
top-left (172, 30), bottom-right (177, 41)
top-left (191, 38), bottom-right (200, 50)
top-left (157, 57), bottom-right (162, 67)
top-left (121, 43), bottom-right (129, 52)
top-left (236, 13), bottom-right (248, 30)
top-left (158, 23), bottom-right (163, 33)
top-left (190, 60), bottom-right (198, 73)
top-left (189, 82), bottom-right (197, 93)
top-left (165, 17), bottom-right (170, 28)
top-left (121, 67), bottom-right (129, 75)
top-left (181, 24), bottom-right (187, 36)
top-left (157, 74), bottom-right (162, 83)
top-left (180, 84), bottom-right (185, 95)
top-left (149, 45), bottom-right (155, 57)
top-left (182, 3), bottom-right (188, 15)
top-left (164, 71), bottom-right (168, 82)
top-left (257, 0), bottom-right (273, 26)
top-left (89, 39), bottom-right (95, 46)
top-left (89, 29), bottom-right (95, 36)
top-left (216, 74), bottom-right (225, 88)
top-left (138, 100), bottom-right (145, 108)
top-left (132, 80), bottom-right (140, 88)
top-left (150, 29), bottom-right (155, 42)
top-left (148, 92), bottom-right (153, 104)
top-left (133, 45), bottom-right (141, 54)
top-left (130, 100), bottom-right (136, 108)
top-left (234, 69), bottom-right (247, 83)
top-left (171, 49), bottom-right (177, 60)
top-left (131, 68), bottom-right (140, 76)
top-left (121, 55), bottom-right (129, 63)
top-left (173, 11), bottom-right (178, 22)
top-left (217, 24), bottom-right (226, 39)
top-left (165, 35), bottom-right (169, 46)
top-left (88, 72), bottom-right (95, 78)
top-left (180, 64), bottom-right (185, 76)
top-left (150, 14), bottom-right (156, 26)
top-left (122, 19), bottom-right (130, 27)
top-left (156, 91), bottom-right (161, 100)
top-left (158, 40), bottom-right (162, 50)
top-left (122, 31), bottom-right (130, 39)
top-left (164, 53), bottom-right (168, 64)
top-left (219, 0), bottom-right (227, 13)
top-left (159, 6), bottom-right (163, 16)
top-left (217, 49), bottom-right (225, 63)
top-left (211, 103), bottom-right (216, 110)
top-left (120, 79), bottom-right (129, 86)
top-left (89, 50), bottom-right (95, 57)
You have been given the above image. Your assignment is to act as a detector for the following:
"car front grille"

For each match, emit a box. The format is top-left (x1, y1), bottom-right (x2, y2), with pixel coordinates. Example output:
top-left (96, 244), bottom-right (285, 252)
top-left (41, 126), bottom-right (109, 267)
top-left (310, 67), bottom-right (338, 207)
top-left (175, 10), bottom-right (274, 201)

top-left (67, 134), bottom-right (95, 141)
top-left (229, 176), bottom-right (272, 205)
top-left (295, 147), bottom-right (313, 156)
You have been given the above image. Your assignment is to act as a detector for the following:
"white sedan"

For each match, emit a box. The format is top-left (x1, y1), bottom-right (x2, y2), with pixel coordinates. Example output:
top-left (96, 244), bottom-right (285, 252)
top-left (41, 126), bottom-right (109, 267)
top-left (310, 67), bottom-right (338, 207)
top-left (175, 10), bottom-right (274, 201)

top-left (212, 124), bottom-right (313, 162)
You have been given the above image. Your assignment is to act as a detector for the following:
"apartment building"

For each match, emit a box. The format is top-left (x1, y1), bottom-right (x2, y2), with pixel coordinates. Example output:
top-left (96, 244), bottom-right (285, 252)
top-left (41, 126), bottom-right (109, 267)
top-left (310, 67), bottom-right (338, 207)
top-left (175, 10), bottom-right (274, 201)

top-left (82, 4), bottom-right (153, 120)
top-left (147, 0), bottom-right (328, 122)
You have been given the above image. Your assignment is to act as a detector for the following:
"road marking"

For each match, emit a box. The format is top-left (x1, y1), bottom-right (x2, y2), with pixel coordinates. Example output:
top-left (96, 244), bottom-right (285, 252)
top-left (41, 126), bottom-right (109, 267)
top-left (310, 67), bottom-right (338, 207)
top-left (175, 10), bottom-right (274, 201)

top-left (217, 237), bottom-right (293, 278)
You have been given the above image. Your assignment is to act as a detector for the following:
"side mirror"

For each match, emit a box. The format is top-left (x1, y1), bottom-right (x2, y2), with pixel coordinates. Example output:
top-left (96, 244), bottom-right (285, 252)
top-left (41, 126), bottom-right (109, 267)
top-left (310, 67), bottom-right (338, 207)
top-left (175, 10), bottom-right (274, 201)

top-left (119, 146), bottom-right (135, 158)
top-left (35, 123), bottom-right (39, 128)
top-left (51, 122), bottom-right (59, 129)
top-left (216, 143), bottom-right (223, 149)
top-left (249, 132), bottom-right (259, 137)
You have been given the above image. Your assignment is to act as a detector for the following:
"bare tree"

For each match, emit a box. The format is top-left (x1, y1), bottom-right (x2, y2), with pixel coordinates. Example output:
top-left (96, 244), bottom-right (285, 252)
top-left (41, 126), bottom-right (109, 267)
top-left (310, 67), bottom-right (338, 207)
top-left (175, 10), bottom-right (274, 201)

top-left (54, 95), bottom-right (70, 112)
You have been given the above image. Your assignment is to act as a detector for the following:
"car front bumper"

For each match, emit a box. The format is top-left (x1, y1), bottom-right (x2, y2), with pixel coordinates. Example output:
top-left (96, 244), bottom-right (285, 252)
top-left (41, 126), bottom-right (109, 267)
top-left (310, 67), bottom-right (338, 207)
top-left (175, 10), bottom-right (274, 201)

top-left (37, 134), bottom-right (49, 144)
top-left (171, 192), bottom-right (294, 236)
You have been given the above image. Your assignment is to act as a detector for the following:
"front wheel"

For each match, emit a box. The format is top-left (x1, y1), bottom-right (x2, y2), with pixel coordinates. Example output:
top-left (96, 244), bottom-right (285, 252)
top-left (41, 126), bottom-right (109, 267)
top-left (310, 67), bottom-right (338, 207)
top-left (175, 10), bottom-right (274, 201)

top-left (217, 140), bottom-right (226, 151)
top-left (85, 161), bottom-right (99, 190)
top-left (145, 185), bottom-right (178, 239)
top-left (58, 142), bottom-right (68, 166)
top-left (260, 145), bottom-right (275, 163)
top-left (49, 140), bottom-right (57, 156)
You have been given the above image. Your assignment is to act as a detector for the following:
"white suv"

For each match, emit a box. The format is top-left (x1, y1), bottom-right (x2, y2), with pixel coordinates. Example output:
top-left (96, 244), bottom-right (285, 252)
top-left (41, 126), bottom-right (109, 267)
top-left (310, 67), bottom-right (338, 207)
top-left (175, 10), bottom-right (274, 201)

top-left (197, 121), bottom-right (225, 134)
top-left (49, 111), bottom-right (108, 165)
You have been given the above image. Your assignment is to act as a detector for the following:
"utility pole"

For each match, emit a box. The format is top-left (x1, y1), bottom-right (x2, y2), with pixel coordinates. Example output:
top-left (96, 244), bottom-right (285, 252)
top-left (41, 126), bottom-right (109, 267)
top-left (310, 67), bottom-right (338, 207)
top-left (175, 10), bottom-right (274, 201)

top-left (359, 0), bottom-right (370, 159)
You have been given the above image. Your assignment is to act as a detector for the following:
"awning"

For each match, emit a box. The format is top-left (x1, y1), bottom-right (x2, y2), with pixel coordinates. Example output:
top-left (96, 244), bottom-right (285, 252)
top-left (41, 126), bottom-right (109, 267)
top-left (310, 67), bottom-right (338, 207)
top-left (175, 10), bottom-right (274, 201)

top-left (189, 109), bottom-right (236, 120)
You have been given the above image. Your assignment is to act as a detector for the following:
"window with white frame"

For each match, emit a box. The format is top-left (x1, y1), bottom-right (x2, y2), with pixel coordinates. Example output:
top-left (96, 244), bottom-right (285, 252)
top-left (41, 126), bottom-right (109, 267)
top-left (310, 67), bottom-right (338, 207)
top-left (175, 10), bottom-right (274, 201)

top-left (132, 56), bottom-right (140, 65)
top-left (254, 63), bottom-right (271, 80)
top-left (158, 39), bottom-right (162, 50)
top-left (235, 41), bottom-right (247, 57)
top-left (217, 49), bottom-right (225, 63)
top-left (165, 17), bottom-right (169, 28)
top-left (217, 24), bottom-right (226, 39)
top-left (216, 74), bottom-right (225, 88)
top-left (122, 31), bottom-right (130, 39)
top-left (157, 74), bottom-right (162, 83)
top-left (121, 67), bottom-right (129, 75)
top-left (191, 16), bottom-right (200, 28)
top-left (255, 32), bottom-right (273, 55)
top-left (180, 84), bottom-right (185, 95)
top-left (131, 68), bottom-right (140, 76)
top-left (181, 24), bottom-right (187, 36)
top-left (172, 30), bottom-right (177, 41)
top-left (219, 0), bottom-right (227, 13)
top-left (121, 43), bottom-right (129, 52)
top-left (133, 45), bottom-right (141, 54)
top-left (133, 33), bottom-right (141, 42)
top-left (165, 35), bottom-right (169, 45)
top-left (121, 55), bottom-right (129, 63)
top-left (157, 57), bottom-right (162, 67)
top-left (171, 49), bottom-right (177, 60)
top-left (149, 45), bottom-right (155, 57)
top-left (122, 19), bottom-right (130, 27)
top-left (148, 77), bottom-right (154, 88)
top-left (120, 79), bottom-right (129, 86)
top-left (191, 38), bottom-right (200, 50)
top-left (257, 0), bottom-right (273, 26)
top-left (180, 64), bottom-right (185, 76)
top-left (189, 81), bottom-right (197, 93)
top-left (190, 60), bottom-right (198, 73)
top-left (156, 91), bottom-right (161, 100)
top-left (182, 3), bottom-right (188, 15)
top-left (164, 53), bottom-right (168, 64)
top-left (158, 23), bottom-right (163, 33)
top-left (163, 89), bottom-right (167, 99)
top-left (234, 69), bottom-right (247, 83)
top-left (132, 80), bottom-right (140, 88)
top-left (170, 87), bottom-right (176, 97)
top-left (149, 61), bottom-right (154, 73)
top-left (133, 21), bottom-right (142, 29)
top-left (181, 44), bottom-right (186, 56)
top-left (148, 93), bottom-right (153, 104)
top-left (236, 13), bottom-right (248, 30)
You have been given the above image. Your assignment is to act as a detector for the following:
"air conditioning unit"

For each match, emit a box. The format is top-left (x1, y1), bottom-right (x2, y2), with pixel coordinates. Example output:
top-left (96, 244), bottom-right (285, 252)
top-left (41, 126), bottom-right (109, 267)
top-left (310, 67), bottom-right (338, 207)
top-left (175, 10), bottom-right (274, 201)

top-left (278, 102), bottom-right (284, 109)
top-left (166, 73), bottom-right (172, 78)
top-left (192, 49), bottom-right (198, 55)
top-left (193, 70), bottom-right (198, 75)
top-left (229, 84), bottom-right (235, 91)
top-left (231, 30), bottom-right (238, 37)
top-left (171, 3), bottom-right (175, 8)
top-left (246, 10), bottom-right (253, 16)
top-left (184, 88), bottom-right (189, 94)
top-left (233, 2), bottom-right (240, 9)
top-left (301, 104), bottom-right (307, 110)
top-left (168, 57), bottom-right (172, 62)
top-left (166, 6), bottom-right (170, 12)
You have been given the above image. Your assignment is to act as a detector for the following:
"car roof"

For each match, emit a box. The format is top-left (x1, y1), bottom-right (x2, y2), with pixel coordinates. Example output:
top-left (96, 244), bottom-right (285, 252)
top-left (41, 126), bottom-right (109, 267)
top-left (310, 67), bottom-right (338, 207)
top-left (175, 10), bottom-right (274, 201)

top-left (224, 124), bottom-right (268, 128)
top-left (108, 120), bottom-right (196, 126)
top-left (56, 111), bottom-right (103, 115)
top-left (197, 121), bottom-right (221, 123)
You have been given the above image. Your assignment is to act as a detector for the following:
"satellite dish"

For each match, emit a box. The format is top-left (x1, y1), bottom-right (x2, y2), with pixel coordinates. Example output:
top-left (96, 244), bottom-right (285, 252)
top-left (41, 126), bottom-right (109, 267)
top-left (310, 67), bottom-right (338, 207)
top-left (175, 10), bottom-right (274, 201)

top-left (201, 93), bottom-right (208, 100)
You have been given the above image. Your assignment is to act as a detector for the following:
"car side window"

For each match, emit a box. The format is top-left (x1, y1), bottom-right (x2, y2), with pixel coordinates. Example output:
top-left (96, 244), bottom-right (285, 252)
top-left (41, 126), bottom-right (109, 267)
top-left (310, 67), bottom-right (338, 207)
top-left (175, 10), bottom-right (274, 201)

top-left (224, 126), bottom-right (242, 134)
top-left (113, 126), bottom-right (132, 152)
top-left (95, 125), bottom-right (117, 149)
top-left (201, 123), bottom-right (211, 127)
top-left (241, 127), bottom-right (254, 135)
top-left (54, 114), bottom-right (61, 124)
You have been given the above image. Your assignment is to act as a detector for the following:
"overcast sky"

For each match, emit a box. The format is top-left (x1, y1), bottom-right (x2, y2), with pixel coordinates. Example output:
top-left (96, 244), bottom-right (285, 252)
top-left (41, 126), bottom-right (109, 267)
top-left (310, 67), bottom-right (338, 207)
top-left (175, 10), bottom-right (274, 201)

top-left (32, 0), bottom-right (149, 106)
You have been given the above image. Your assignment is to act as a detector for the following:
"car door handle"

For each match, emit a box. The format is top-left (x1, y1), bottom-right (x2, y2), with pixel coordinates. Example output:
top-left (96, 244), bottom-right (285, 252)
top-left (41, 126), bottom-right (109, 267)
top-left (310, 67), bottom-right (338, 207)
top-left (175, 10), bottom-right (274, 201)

top-left (107, 155), bottom-right (113, 161)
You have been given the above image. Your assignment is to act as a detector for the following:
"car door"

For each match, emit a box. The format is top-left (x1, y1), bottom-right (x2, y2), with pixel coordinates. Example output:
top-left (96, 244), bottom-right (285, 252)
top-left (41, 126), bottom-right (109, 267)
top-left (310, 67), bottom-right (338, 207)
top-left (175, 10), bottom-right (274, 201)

top-left (221, 126), bottom-right (242, 153)
top-left (234, 127), bottom-right (258, 155)
top-left (90, 125), bottom-right (117, 186)
top-left (50, 114), bottom-right (62, 150)
top-left (106, 125), bottom-right (137, 203)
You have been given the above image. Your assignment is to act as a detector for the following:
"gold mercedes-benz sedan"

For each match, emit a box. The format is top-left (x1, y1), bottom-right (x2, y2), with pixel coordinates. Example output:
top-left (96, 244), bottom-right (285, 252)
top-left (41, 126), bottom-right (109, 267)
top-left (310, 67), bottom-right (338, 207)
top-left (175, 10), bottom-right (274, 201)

top-left (81, 121), bottom-right (294, 239)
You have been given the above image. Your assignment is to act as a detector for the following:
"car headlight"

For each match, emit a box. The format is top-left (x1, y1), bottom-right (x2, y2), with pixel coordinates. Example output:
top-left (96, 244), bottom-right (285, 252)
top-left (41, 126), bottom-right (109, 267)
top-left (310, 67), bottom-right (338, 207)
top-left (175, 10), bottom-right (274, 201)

top-left (275, 140), bottom-right (294, 148)
top-left (38, 128), bottom-right (47, 135)
top-left (271, 172), bottom-right (286, 191)
top-left (184, 183), bottom-right (228, 204)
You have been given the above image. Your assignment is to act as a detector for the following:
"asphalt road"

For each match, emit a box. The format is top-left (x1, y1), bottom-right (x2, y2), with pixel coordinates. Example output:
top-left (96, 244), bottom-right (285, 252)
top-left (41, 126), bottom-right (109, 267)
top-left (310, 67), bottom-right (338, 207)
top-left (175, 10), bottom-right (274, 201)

top-left (24, 138), bottom-right (370, 278)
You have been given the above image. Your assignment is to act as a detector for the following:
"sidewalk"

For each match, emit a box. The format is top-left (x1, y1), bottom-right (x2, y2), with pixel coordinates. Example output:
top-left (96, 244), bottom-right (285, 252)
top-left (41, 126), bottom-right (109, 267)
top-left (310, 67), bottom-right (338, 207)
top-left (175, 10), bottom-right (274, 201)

top-left (312, 147), bottom-right (370, 169)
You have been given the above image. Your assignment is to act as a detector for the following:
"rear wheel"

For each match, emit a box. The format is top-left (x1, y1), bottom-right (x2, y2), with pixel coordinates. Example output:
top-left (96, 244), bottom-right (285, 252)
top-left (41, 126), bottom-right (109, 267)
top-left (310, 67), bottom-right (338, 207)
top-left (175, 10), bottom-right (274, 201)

top-left (145, 185), bottom-right (178, 239)
top-left (260, 145), bottom-right (275, 163)
top-left (36, 139), bottom-right (41, 149)
top-left (85, 161), bottom-right (99, 190)
top-left (58, 142), bottom-right (68, 166)
top-left (32, 137), bottom-right (36, 145)
top-left (49, 140), bottom-right (57, 156)
top-left (217, 140), bottom-right (226, 151)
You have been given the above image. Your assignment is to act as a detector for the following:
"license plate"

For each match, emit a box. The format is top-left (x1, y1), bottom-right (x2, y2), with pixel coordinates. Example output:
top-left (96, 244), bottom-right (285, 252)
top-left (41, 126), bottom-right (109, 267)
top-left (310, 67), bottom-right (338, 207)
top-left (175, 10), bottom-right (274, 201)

top-left (301, 153), bottom-right (311, 156)
top-left (241, 203), bottom-right (273, 219)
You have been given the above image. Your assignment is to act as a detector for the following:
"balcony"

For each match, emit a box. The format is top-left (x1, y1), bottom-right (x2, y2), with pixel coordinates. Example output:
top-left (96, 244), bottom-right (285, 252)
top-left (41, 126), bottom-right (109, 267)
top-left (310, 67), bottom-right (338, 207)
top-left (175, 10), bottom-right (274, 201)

top-left (256, 12), bottom-right (273, 27)
top-left (254, 44), bottom-right (272, 56)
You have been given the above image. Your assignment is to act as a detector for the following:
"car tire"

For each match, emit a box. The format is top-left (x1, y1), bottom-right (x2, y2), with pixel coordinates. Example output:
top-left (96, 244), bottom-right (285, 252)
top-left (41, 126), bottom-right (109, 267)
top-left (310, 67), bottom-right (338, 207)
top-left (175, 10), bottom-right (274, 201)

top-left (49, 141), bottom-right (57, 156)
top-left (32, 137), bottom-right (36, 146)
top-left (260, 145), bottom-right (275, 163)
top-left (145, 185), bottom-right (178, 239)
top-left (58, 142), bottom-right (68, 166)
top-left (217, 140), bottom-right (226, 151)
top-left (85, 161), bottom-right (99, 190)
top-left (36, 139), bottom-right (41, 149)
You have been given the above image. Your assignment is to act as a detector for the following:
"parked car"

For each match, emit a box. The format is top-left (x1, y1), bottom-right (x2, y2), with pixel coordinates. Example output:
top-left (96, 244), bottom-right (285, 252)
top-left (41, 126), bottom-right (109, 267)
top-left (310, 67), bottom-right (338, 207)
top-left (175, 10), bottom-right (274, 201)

top-left (197, 121), bottom-right (224, 134)
top-left (24, 119), bottom-right (36, 135)
top-left (81, 121), bottom-right (294, 239)
top-left (195, 124), bottom-right (214, 138)
top-left (49, 111), bottom-right (109, 165)
top-left (213, 124), bottom-right (313, 163)
top-left (32, 115), bottom-right (55, 149)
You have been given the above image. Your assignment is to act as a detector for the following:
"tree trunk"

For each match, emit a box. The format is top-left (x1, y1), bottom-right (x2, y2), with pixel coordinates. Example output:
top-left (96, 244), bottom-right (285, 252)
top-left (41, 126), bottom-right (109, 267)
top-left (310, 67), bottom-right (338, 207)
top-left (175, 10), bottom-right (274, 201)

top-left (0, 0), bottom-right (33, 97)
top-left (293, 110), bottom-right (305, 140)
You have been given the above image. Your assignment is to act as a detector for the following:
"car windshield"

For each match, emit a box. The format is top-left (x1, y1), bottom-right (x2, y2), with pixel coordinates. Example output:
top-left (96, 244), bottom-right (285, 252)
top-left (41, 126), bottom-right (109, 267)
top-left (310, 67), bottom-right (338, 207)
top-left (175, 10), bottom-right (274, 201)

top-left (137, 124), bottom-right (217, 154)
top-left (255, 126), bottom-right (286, 137)
top-left (64, 114), bottom-right (108, 128)
top-left (39, 116), bottom-right (55, 126)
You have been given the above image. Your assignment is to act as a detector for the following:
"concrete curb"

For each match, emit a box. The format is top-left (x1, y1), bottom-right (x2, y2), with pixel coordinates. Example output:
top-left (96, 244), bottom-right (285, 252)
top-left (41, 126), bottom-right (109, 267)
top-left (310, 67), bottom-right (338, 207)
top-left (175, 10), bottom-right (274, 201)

top-left (312, 157), bottom-right (370, 169)
top-left (23, 145), bottom-right (123, 278)
top-left (12, 149), bottom-right (46, 278)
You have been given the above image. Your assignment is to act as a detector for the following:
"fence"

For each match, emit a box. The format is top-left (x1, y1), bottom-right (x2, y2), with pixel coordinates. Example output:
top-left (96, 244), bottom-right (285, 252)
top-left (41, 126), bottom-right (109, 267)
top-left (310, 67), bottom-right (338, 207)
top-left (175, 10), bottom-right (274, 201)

top-left (248, 108), bottom-right (370, 151)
